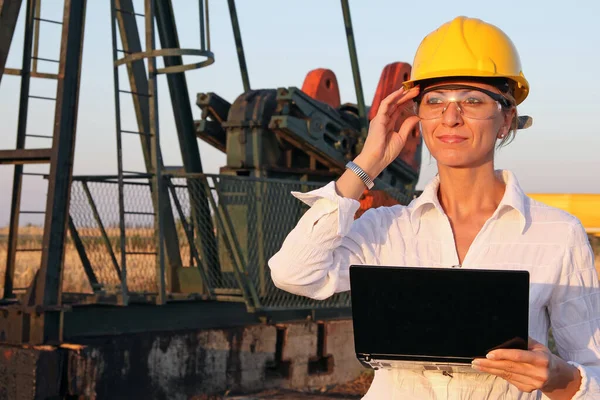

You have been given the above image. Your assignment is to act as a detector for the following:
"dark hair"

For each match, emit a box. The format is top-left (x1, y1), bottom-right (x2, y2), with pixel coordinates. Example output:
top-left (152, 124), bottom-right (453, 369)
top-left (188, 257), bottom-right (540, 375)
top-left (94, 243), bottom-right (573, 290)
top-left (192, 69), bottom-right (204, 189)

top-left (418, 76), bottom-right (512, 95)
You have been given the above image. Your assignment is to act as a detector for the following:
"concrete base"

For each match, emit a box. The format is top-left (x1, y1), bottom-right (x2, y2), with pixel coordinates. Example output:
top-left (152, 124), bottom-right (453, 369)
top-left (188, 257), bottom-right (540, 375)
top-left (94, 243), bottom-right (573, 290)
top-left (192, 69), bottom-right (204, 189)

top-left (0, 319), bottom-right (364, 399)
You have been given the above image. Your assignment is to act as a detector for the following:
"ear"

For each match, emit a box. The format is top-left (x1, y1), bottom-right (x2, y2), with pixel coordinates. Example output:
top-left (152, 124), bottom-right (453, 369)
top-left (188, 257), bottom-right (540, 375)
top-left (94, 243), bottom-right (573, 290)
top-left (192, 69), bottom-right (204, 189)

top-left (498, 108), bottom-right (516, 138)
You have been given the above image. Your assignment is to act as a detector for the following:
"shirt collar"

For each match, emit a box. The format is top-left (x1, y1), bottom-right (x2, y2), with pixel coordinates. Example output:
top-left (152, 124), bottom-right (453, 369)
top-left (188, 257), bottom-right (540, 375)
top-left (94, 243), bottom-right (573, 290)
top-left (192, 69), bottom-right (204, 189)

top-left (408, 169), bottom-right (528, 234)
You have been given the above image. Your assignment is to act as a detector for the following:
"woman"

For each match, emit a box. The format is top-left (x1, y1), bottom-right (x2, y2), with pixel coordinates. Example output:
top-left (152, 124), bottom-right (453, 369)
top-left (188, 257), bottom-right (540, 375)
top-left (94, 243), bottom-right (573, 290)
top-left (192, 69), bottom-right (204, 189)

top-left (268, 16), bottom-right (600, 399)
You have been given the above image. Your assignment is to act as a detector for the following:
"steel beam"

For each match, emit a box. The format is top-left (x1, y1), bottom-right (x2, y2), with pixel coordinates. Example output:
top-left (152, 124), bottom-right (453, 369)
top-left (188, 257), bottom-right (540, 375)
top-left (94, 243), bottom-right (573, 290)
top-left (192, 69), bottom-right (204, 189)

top-left (25, 0), bottom-right (87, 344)
top-left (144, 0), bottom-right (167, 305)
top-left (0, 0), bottom-right (23, 85)
top-left (114, 0), bottom-right (153, 171)
top-left (340, 0), bottom-right (367, 137)
top-left (81, 181), bottom-right (122, 279)
top-left (67, 216), bottom-right (100, 292)
top-left (0, 148), bottom-right (51, 164)
top-left (114, 0), bottom-right (184, 290)
top-left (154, 0), bottom-right (220, 290)
top-left (195, 92), bottom-right (230, 152)
top-left (60, 301), bottom-right (352, 340)
top-left (227, 0), bottom-right (250, 92)
top-left (3, 0), bottom-right (36, 300)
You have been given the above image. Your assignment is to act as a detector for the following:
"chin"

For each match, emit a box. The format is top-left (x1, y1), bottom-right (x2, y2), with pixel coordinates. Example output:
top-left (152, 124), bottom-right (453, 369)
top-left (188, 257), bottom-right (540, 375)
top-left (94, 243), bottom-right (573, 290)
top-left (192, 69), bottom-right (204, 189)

top-left (431, 153), bottom-right (483, 169)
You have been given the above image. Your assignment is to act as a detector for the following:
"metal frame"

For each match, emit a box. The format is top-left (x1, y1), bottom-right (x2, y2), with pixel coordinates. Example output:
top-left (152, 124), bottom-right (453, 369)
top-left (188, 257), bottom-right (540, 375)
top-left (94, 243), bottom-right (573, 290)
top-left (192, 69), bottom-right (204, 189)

top-left (67, 215), bottom-right (100, 292)
top-left (0, 0), bottom-right (87, 345)
top-left (62, 173), bottom-right (355, 314)
top-left (0, 0), bottom-right (24, 85)
top-left (144, 0), bottom-right (167, 305)
top-left (81, 181), bottom-right (122, 280)
top-left (154, 0), bottom-right (220, 290)
top-left (340, 0), bottom-right (367, 137)
top-left (61, 300), bottom-right (352, 341)
top-left (112, 0), bottom-right (171, 304)
top-left (25, 0), bottom-right (87, 343)
top-left (3, 0), bottom-right (36, 301)
top-left (110, 0), bottom-right (219, 303)
top-left (227, 0), bottom-right (250, 92)
top-left (0, 0), bottom-right (417, 346)
top-left (166, 180), bottom-right (212, 295)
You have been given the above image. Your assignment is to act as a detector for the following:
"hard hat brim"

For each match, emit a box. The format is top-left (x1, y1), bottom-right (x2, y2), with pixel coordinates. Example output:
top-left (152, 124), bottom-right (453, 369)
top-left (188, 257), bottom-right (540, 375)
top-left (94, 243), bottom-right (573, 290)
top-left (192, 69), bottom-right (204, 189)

top-left (403, 72), bottom-right (529, 105)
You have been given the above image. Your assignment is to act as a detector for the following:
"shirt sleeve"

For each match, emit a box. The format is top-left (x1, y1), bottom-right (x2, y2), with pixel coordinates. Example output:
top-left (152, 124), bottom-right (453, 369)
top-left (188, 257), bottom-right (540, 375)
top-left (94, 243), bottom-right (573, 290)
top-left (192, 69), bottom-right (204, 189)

top-left (548, 218), bottom-right (600, 399)
top-left (268, 181), bottom-right (388, 300)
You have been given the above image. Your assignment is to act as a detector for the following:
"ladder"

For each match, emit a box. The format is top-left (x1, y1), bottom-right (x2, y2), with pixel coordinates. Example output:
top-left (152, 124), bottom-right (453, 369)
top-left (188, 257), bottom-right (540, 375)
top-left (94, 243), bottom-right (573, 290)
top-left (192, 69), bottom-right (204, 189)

top-left (1, 0), bottom-right (95, 302)
top-left (110, 0), bottom-right (166, 304)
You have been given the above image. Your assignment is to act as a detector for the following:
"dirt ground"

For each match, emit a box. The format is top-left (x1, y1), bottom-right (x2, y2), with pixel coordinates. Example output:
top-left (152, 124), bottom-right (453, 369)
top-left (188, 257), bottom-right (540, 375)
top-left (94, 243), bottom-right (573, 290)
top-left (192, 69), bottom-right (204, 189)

top-left (192, 371), bottom-right (374, 399)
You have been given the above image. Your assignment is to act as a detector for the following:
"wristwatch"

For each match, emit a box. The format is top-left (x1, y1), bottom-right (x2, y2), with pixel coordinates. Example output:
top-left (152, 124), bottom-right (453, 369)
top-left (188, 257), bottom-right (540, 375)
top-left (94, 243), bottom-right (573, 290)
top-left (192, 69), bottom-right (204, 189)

top-left (346, 161), bottom-right (375, 190)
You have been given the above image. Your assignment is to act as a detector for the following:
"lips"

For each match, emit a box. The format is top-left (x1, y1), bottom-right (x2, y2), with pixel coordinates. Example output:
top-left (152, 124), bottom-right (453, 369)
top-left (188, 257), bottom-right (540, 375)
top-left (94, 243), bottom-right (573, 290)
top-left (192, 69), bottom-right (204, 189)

top-left (437, 135), bottom-right (467, 144)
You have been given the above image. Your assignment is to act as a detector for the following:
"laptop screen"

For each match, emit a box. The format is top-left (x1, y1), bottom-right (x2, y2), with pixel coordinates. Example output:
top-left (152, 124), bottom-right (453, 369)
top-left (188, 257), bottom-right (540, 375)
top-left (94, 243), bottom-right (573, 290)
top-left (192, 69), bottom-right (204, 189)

top-left (349, 266), bottom-right (529, 360)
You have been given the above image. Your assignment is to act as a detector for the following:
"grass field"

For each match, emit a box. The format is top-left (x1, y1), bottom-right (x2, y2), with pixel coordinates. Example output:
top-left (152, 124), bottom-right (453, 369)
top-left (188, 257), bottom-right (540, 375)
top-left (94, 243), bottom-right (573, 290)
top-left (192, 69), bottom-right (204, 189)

top-left (0, 225), bottom-right (183, 295)
top-left (1, 226), bottom-right (599, 296)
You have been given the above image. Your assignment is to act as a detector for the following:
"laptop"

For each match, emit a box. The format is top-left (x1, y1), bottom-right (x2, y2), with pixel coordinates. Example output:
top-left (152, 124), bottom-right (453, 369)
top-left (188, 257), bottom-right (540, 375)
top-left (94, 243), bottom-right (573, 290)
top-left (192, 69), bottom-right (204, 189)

top-left (349, 265), bottom-right (529, 374)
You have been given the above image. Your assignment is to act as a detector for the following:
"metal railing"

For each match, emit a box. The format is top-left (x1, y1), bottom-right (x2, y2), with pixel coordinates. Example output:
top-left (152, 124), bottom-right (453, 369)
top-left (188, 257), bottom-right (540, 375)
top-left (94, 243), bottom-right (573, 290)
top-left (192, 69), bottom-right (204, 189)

top-left (65, 173), bottom-right (411, 311)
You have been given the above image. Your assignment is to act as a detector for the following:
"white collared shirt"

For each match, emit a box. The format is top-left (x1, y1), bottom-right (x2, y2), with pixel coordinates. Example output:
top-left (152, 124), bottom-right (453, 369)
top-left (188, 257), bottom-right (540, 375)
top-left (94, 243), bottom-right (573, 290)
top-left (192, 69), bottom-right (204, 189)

top-left (268, 170), bottom-right (600, 399)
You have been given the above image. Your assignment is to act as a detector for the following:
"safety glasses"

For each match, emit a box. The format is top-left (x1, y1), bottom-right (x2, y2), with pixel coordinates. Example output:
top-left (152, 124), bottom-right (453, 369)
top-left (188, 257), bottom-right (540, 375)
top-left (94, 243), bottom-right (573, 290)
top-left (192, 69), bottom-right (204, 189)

top-left (414, 84), bottom-right (512, 121)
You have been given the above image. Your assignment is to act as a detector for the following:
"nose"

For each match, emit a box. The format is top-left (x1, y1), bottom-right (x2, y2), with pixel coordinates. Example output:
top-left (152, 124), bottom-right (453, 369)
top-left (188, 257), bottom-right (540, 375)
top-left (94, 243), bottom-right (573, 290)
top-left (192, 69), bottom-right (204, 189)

top-left (441, 101), bottom-right (463, 127)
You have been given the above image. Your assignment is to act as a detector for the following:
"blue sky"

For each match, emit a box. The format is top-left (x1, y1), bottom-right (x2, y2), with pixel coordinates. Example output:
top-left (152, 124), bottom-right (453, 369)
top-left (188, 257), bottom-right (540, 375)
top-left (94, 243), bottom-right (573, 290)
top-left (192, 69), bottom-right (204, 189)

top-left (1, 0), bottom-right (599, 226)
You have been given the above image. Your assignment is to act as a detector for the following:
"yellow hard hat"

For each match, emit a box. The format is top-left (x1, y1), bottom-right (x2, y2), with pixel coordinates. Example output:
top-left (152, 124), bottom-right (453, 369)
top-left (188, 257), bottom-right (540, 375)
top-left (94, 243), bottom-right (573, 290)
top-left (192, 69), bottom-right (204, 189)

top-left (404, 16), bottom-right (530, 105)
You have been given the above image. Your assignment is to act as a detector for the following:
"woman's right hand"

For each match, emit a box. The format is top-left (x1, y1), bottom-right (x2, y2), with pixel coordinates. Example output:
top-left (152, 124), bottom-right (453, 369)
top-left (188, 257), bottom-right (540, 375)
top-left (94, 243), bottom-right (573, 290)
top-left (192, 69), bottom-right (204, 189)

top-left (354, 86), bottom-right (421, 178)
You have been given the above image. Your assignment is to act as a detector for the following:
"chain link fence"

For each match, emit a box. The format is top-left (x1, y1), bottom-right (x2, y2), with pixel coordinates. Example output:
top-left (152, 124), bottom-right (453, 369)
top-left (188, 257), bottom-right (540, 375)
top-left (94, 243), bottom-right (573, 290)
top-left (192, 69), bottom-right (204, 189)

top-left (67, 174), bottom-right (412, 311)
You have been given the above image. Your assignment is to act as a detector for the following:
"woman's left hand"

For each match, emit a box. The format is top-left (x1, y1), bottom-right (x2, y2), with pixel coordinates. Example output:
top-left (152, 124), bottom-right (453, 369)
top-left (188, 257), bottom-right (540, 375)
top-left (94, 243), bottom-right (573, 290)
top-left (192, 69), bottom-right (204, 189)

top-left (471, 337), bottom-right (582, 398)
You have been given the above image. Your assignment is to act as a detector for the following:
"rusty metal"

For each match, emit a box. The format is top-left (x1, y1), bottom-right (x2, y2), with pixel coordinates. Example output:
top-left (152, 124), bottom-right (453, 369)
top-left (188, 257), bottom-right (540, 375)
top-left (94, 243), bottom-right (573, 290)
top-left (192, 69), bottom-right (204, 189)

top-left (115, 48), bottom-right (214, 74)
top-left (268, 87), bottom-right (418, 192)
top-left (227, 0), bottom-right (250, 92)
top-left (210, 177), bottom-right (261, 310)
top-left (81, 181), bottom-right (122, 279)
top-left (112, 0), bottom-right (183, 301)
top-left (109, 0), bottom-right (129, 303)
top-left (0, 0), bottom-right (422, 351)
top-left (195, 92), bottom-right (230, 152)
top-left (0, 0), bottom-right (23, 86)
top-left (67, 215), bottom-right (101, 292)
top-left (166, 180), bottom-right (212, 295)
top-left (0, 148), bottom-right (52, 164)
top-left (340, 0), bottom-right (367, 137)
top-left (31, 0), bottom-right (40, 73)
top-left (301, 68), bottom-right (342, 108)
top-left (3, 0), bottom-right (37, 301)
top-left (111, 0), bottom-right (131, 304)
top-left (268, 87), bottom-right (361, 170)
top-left (2, 68), bottom-right (58, 79)
top-left (154, 0), bottom-right (220, 291)
top-left (143, 0), bottom-right (167, 305)
top-left (17, 0), bottom-right (88, 345)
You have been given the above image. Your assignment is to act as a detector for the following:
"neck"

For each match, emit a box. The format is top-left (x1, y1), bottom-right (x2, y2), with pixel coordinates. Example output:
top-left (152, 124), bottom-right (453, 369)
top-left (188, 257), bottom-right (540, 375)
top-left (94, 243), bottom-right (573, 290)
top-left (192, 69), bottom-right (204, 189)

top-left (436, 163), bottom-right (506, 219)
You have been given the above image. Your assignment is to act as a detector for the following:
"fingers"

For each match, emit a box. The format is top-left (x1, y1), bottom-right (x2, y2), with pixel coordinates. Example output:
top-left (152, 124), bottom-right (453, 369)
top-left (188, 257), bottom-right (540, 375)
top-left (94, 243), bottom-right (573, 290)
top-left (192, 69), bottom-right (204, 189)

top-left (474, 364), bottom-right (541, 393)
top-left (487, 348), bottom-right (550, 368)
top-left (476, 365), bottom-right (533, 386)
top-left (528, 336), bottom-right (543, 350)
top-left (377, 86), bottom-right (420, 118)
top-left (473, 358), bottom-right (549, 382)
top-left (472, 359), bottom-right (548, 393)
top-left (386, 103), bottom-right (415, 130)
top-left (395, 115), bottom-right (421, 143)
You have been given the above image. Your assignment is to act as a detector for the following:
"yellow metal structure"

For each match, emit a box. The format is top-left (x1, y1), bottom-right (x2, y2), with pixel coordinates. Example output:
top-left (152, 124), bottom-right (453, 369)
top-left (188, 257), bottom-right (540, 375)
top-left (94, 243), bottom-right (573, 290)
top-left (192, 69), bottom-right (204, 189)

top-left (528, 194), bottom-right (600, 236)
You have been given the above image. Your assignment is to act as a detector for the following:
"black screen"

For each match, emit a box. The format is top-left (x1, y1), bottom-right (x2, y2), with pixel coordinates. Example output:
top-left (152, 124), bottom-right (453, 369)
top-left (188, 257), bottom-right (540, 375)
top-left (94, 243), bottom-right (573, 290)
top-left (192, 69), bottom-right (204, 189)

top-left (350, 266), bottom-right (529, 360)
